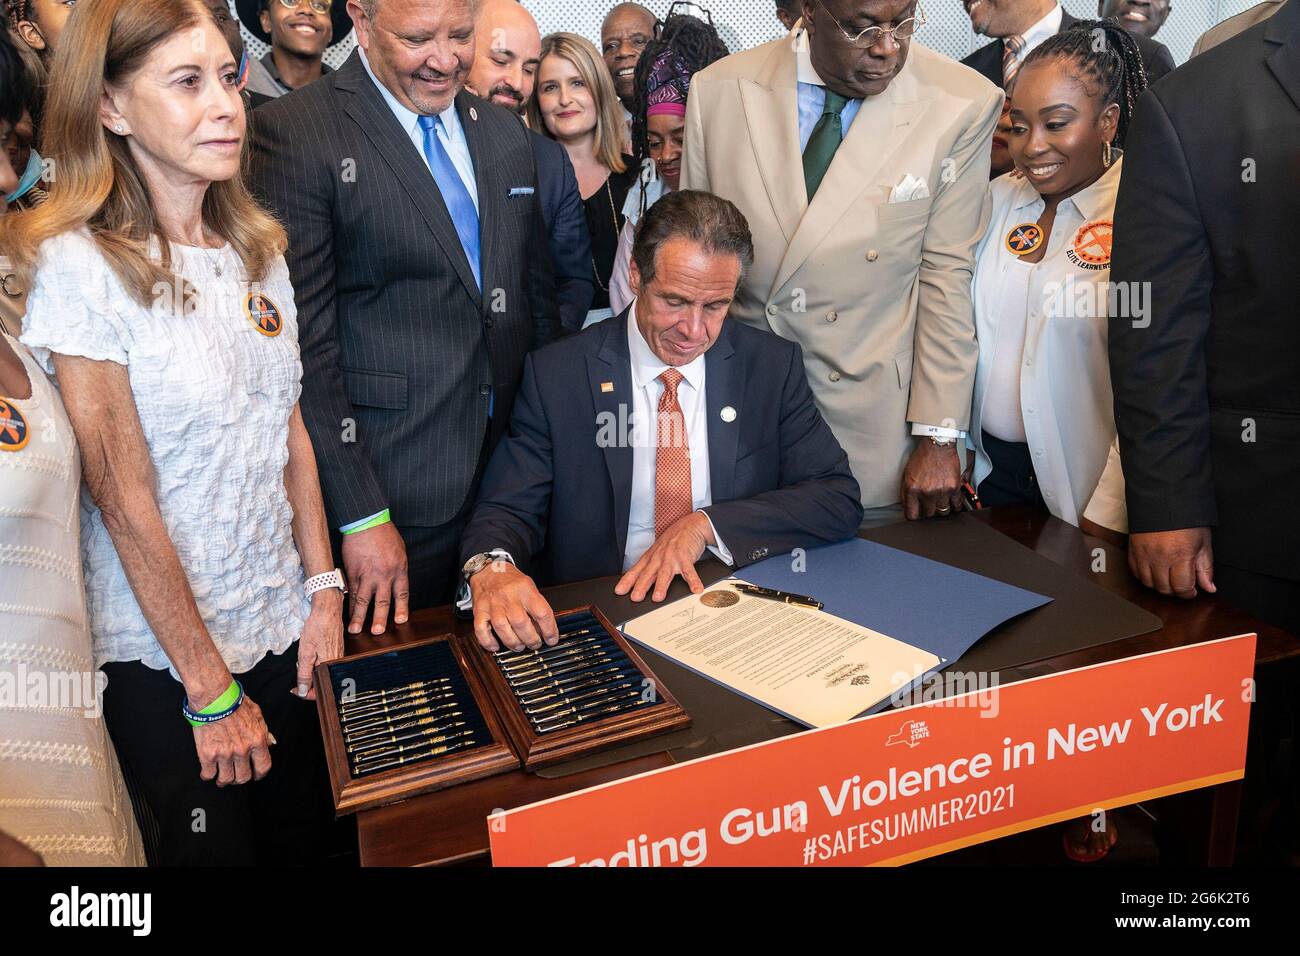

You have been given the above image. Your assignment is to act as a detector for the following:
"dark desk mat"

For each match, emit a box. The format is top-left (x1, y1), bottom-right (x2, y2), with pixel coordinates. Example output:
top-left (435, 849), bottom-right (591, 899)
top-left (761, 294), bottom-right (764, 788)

top-left (535, 514), bottom-right (1160, 778)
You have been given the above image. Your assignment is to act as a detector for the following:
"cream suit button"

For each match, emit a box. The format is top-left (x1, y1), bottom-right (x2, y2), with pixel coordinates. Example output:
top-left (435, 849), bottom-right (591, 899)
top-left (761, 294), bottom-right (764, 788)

top-left (826, 311), bottom-right (838, 323)
top-left (766, 303), bottom-right (777, 316)
top-left (829, 371), bottom-right (841, 383)
top-left (866, 249), bottom-right (879, 261)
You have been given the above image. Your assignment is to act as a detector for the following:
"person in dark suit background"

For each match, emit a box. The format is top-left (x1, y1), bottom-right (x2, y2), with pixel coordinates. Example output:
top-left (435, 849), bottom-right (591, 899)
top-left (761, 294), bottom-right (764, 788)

top-left (251, 0), bottom-right (557, 634)
top-left (1108, 5), bottom-right (1300, 862)
top-left (459, 190), bottom-right (863, 652)
top-left (1109, 2), bottom-right (1300, 633)
top-left (962, 1), bottom-right (1174, 89)
top-left (1097, 0), bottom-right (1171, 40)
top-left (464, 0), bottom-right (594, 332)
top-left (1191, 0), bottom-right (1283, 56)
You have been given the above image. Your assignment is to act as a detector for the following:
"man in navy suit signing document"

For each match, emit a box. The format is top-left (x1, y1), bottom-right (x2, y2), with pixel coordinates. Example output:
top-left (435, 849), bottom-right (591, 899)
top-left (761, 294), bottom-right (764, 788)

top-left (459, 190), bottom-right (864, 652)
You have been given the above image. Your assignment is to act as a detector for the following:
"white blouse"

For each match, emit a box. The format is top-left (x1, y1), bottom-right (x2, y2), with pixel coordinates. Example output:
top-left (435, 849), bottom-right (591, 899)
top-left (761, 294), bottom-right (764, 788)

top-left (0, 333), bottom-right (146, 865)
top-left (20, 231), bottom-right (311, 676)
top-left (969, 161), bottom-right (1128, 532)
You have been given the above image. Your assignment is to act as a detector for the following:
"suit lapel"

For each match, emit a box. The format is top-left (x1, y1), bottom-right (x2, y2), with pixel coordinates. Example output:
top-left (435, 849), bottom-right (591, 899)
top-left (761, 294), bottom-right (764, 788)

top-left (704, 323), bottom-right (740, 504)
top-left (1265, 2), bottom-right (1300, 113)
top-left (738, 43), bottom-right (806, 248)
top-left (771, 63), bottom-right (931, 297)
top-left (338, 54), bottom-right (482, 308)
top-left (589, 312), bottom-right (635, 561)
top-left (457, 93), bottom-right (497, 314)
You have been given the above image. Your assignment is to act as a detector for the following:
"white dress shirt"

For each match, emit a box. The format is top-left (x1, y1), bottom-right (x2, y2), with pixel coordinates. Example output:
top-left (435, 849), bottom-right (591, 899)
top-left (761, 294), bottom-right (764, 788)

top-left (357, 46), bottom-right (479, 213)
top-left (979, 257), bottom-right (1034, 443)
top-left (969, 159), bottom-right (1127, 531)
top-left (625, 307), bottom-right (732, 571)
top-left (1012, 4), bottom-right (1065, 63)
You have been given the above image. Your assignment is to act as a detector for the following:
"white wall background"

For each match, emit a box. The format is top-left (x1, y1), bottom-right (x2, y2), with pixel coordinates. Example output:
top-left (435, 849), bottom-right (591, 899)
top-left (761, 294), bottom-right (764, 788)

top-left (234, 1), bottom-right (1269, 73)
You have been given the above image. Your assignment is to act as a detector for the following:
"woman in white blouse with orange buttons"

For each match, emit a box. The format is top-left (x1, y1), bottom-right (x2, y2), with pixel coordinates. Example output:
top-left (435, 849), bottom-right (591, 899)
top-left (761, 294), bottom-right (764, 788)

top-left (969, 22), bottom-right (1149, 543)
top-left (969, 21), bottom-right (1153, 863)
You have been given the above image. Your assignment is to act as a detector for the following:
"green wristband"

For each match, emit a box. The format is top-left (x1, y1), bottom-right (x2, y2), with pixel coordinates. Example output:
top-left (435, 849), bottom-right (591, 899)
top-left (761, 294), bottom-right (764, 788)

top-left (198, 680), bottom-right (241, 716)
top-left (342, 509), bottom-right (391, 535)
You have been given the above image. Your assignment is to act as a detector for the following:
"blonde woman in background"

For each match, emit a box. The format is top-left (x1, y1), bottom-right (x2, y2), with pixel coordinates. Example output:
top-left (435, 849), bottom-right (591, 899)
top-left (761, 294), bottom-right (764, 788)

top-left (0, 23), bottom-right (144, 867)
top-left (528, 32), bottom-right (636, 329)
top-left (1, 0), bottom-right (342, 865)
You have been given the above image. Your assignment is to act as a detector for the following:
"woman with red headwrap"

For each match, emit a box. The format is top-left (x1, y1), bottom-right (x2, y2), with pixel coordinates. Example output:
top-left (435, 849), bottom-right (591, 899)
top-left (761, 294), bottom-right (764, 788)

top-left (608, 7), bottom-right (729, 315)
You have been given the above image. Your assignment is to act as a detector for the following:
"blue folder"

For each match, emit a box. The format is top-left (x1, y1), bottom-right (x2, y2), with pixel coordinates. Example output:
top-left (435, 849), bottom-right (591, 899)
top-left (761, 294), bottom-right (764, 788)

top-left (734, 537), bottom-right (1051, 666)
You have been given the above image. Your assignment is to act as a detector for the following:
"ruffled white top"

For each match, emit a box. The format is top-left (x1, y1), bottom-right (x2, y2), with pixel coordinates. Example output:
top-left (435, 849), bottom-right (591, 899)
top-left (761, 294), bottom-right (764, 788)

top-left (20, 230), bottom-right (310, 677)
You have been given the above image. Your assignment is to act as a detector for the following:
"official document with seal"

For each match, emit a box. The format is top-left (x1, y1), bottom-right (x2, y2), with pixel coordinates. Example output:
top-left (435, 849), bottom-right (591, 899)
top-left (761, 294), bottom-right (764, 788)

top-left (621, 579), bottom-right (940, 727)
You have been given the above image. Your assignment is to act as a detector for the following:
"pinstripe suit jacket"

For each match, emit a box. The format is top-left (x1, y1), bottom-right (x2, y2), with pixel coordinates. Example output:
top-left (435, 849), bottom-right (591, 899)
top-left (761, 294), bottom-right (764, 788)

top-left (250, 50), bottom-right (557, 530)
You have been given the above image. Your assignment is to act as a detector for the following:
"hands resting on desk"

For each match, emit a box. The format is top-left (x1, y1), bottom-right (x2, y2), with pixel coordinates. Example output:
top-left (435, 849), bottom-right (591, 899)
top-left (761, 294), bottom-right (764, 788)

top-left (1128, 528), bottom-right (1216, 601)
top-left (468, 512), bottom-right (716, 652)
top-left (1078, 519), bottom-right (1216, 601)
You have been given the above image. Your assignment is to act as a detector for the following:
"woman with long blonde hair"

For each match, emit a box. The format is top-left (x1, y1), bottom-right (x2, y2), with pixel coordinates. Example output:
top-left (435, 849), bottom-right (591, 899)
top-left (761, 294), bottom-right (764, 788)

top-left (0, 0), bottom-right (342, 865)
top-left (527, 32), bottom-right (636, 329)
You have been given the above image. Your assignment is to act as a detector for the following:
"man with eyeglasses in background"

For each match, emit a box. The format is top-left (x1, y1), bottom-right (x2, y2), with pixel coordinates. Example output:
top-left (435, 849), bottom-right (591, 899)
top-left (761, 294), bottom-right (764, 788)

top-left (682, 0), bottom-right (1002, 525)
top-left (236, 0), bottom-right (352, 98)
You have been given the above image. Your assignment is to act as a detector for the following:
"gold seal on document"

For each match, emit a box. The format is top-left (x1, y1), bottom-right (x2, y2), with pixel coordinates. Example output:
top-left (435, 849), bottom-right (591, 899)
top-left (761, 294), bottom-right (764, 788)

top-left (700, 590), bottom-right (740, 608)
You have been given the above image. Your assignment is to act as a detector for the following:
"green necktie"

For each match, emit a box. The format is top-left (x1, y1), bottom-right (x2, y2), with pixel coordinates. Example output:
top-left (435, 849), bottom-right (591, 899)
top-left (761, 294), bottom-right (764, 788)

top-left (802, 89), bottom-right (850, 202)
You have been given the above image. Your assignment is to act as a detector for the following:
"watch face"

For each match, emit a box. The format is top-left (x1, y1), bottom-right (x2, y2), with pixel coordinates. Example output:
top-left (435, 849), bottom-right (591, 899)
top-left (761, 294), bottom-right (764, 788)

top-left (463, 555), bottom-right (489, 577)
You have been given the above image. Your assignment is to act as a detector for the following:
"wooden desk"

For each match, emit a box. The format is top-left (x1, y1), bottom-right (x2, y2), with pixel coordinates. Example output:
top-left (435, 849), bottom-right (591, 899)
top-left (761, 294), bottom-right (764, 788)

top-left (353, 507), bottom-right (1297, 866)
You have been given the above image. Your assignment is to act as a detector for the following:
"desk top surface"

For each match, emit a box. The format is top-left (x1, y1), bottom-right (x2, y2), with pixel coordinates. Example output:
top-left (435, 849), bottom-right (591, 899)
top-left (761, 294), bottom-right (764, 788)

top-left (353, 507), bottom-right (1297, 867)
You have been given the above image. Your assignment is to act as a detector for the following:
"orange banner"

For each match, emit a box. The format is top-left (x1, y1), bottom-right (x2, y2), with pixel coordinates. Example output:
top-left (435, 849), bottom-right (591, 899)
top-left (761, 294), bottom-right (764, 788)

top-left (489, 634), bottom-right (1255, 866)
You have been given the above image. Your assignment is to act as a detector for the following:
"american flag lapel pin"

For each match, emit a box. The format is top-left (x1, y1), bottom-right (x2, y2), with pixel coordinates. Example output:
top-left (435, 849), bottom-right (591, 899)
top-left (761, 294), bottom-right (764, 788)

top-left (601, 382), bottom-right (614, 393)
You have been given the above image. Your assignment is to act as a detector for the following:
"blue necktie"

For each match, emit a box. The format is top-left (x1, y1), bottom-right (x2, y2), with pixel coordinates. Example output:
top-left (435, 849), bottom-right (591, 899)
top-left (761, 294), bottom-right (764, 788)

top-left (418, 113), bottom-right (481, 291)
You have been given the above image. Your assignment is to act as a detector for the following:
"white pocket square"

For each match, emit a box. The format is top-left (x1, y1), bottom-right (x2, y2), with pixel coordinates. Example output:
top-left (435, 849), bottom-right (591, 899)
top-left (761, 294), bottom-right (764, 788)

top-left (889, 174), bottom-right (930, 203)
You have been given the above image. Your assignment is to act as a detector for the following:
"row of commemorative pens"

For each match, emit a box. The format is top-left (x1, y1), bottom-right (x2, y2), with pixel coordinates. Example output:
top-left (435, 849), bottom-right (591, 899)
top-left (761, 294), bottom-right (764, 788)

top-left (339, 676), bottom-right (483, 776)
top-left (337, 631), bottom-right (651, 777)
top-left (491, 627), bottom-right (652, 734)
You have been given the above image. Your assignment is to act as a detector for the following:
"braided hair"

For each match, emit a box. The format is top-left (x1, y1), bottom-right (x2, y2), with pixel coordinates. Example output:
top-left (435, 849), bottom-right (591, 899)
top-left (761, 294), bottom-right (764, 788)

top-left (1020, 17), bottom-right (1149, 148)
top-left (1, 25), bottom-right (28, 126)
top-left (2, 1), bottom-right (27, 29)
top-left (629, 12), bottom-right (729, 166)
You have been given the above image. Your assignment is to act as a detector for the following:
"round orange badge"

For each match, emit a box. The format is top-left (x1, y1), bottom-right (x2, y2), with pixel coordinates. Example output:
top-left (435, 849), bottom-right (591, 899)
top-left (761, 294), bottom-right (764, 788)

top-left (1069, 219), bottom-right (1113, 269)
top-left (244, 293), bottom-right (283, 337)
top-left (0, 398), bottom-right (30, 452)
top-left (1006, 222), bottom-right (1044, 256)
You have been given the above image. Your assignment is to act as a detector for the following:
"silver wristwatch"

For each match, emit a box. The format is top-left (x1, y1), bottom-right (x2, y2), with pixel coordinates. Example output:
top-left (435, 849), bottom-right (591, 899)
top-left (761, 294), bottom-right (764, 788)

top-left (462, 551), bottom-right (514, 579)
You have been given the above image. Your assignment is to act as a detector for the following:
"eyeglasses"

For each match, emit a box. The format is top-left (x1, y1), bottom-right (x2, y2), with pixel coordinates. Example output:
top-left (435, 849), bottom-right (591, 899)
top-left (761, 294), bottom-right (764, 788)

top-left (813, 0), bottom-right (926, 48)
top-left (277, 0), bottom-right (332, 14)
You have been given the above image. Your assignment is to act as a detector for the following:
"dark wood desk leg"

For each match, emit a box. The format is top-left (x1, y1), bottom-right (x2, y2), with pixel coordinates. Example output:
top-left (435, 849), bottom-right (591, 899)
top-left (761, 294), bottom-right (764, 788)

top-left (1206, 781), bottom-right (1242, 866)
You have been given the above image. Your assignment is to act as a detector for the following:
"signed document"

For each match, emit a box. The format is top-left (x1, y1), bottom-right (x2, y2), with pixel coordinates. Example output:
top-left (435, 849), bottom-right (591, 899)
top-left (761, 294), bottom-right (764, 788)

top-left (621, 580), bottom-right (940, 727)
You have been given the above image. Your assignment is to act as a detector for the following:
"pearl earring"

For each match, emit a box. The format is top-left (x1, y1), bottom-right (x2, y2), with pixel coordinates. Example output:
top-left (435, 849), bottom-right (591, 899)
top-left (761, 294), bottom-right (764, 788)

top-left (113, 124), bottom-right (124, 134)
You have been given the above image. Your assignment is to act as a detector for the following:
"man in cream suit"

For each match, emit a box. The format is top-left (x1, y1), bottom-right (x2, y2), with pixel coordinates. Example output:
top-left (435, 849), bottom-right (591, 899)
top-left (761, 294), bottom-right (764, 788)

top-left (682, 1), bottom-right (1001, 519)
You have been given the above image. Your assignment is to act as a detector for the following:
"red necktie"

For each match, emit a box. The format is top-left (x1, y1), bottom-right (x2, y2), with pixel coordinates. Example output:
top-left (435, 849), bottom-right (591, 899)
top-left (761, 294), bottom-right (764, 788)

top-left (654, 369), bottom-right (692, 536)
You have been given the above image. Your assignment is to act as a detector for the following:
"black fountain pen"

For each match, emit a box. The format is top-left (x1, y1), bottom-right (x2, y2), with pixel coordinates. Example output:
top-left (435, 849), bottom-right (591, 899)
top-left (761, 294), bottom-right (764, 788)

top-left (731, 582), bottom-right (823, 611)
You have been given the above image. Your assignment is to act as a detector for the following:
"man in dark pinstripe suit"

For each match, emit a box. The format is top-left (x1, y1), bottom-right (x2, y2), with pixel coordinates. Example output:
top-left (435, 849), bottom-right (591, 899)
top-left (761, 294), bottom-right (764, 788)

top-left (251, 0), bottom-right (558, 632)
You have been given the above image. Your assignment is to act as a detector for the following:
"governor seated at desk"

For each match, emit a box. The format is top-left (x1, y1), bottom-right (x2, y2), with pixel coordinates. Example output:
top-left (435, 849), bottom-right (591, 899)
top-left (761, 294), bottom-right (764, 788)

top-left (458, 190), bottom-right (864, 652)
